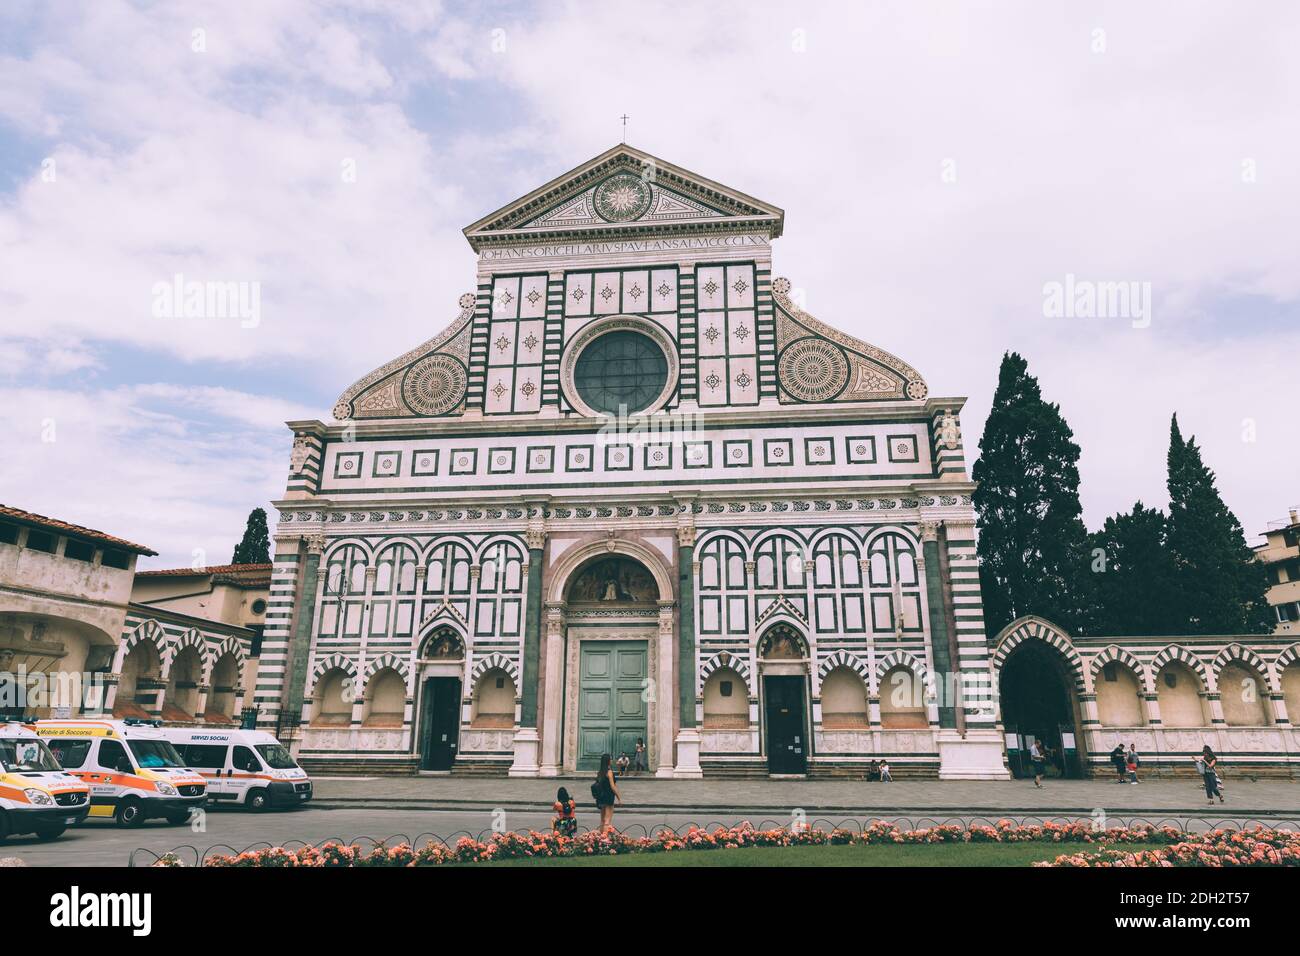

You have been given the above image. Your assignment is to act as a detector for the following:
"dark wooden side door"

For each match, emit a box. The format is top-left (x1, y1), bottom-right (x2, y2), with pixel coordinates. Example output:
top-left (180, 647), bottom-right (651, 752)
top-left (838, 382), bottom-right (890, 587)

top-left (419, 676), bottom-right (461, 771)
top-left (764, 675), bottom-right (808, 774)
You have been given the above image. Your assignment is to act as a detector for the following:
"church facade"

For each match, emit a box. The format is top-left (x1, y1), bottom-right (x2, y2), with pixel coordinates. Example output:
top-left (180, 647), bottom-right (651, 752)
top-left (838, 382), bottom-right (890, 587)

top-left (251, 145), bottom-right (1299, 780)
top-left (252, 145), bottom-right (1004, 779)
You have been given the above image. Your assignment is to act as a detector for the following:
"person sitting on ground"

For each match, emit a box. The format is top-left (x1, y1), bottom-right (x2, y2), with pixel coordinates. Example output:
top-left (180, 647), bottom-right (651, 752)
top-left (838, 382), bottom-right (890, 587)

top-left (552, 787), bottom-right (578, 837)
top-left (868, 759), bottom-right (880, 781)
top-left (616, 752), bottom-right (630, 776)
top-left (878, 758), bottom-right (892, 782)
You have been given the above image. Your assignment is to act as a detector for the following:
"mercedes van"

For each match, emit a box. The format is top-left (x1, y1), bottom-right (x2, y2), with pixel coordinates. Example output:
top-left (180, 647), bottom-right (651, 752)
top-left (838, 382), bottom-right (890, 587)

top-left (0, 721), bottom-right (92, 841)
top-left (34, 719), bottom-right (208, 827)
top-left (158, 728), bottom-right (312, 810)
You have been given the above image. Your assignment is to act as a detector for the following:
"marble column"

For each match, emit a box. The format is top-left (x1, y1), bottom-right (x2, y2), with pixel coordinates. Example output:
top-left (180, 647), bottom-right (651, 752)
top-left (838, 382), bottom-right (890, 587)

top-left (673, 516), bottom-right (702, 778)
top-left (510, 523), bottom-right (546, 776)
top-left (538, 603), bottom-right (565, 776)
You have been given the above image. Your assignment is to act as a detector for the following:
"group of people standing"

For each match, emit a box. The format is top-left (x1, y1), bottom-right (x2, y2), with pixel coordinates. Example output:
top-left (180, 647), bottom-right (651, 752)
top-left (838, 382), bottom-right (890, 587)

top-left (1107, 743), bottom-right (1142, 785)
top-left (1030, 740), bottom-right (1225, 804)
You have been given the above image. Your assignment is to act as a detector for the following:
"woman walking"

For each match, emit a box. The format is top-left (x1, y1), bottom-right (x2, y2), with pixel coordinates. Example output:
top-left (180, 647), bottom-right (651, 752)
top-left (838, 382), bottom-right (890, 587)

top-left (591, 753), bottom-right (622, 831)
top-left (1198, 746), bottom-right (1224, 805)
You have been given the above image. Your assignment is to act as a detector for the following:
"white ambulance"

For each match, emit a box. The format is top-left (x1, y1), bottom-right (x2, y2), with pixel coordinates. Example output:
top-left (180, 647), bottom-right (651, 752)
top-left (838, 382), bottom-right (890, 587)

top-left (157, 728), bottom-right (312, 810)
top-left (0, 721), bottom-right (92, 841)
top-left (34, 718), bottom-right (208, 827)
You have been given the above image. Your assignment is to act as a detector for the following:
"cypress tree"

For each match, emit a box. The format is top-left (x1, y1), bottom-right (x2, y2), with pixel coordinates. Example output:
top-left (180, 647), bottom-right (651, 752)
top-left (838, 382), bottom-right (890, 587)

top-left (1165, 415), bottom-right (1272, 633)
top-left (231, 507), bottom-right (271, 565)
top-left (972, 352), bottom-right (1092, 636)
top-left (1087, 502), bottom-right (1179, 636)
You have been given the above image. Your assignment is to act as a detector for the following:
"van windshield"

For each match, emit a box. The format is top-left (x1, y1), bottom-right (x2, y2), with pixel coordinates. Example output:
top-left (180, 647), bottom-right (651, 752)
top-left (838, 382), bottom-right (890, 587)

top-left (255, 743), bottom-right (298, 770)
top-left (0, 738), bottom-right (62, 772)
top-left (128, 740), bottom-right (186, 769)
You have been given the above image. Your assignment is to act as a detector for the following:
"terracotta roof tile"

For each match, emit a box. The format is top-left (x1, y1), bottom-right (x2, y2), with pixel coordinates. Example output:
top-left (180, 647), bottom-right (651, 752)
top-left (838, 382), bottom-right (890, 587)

top-left (137, 563), bottom-right (272, 587)
top-left (0, 504), bottom-right (156, 556)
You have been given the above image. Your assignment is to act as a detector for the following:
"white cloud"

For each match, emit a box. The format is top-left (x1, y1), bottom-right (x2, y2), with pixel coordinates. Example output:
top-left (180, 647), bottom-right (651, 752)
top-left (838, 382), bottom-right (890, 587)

top-left (0, 383), bottom-right (301, 568)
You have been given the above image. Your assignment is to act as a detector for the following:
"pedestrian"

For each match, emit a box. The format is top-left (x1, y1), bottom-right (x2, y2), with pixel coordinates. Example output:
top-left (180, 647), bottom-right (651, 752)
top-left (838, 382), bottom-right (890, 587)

top-left (878, 758), bottom-right (892, 782)
top-left (1126, 743), bottom-right (1140, 785)
top-left (1110, 744), bottom-right (1127, 784)
top-left (552, 787), bottom-right (578, 837)
top-left (1198, 746), bottom-right (1224, 805)
top-left (633, 738), bottom-right (647, 773)
top-left (1029, 738), bottom-right (1047, 789)
top-left (591, 752), bottom-right (622, 830)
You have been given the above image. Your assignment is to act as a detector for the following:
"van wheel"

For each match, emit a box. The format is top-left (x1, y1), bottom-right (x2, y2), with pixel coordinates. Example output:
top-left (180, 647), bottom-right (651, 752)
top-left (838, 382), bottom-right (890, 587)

top-left (116, 799), bottom-right (146, 828)
top-left (247, 789), bottom-right (269, 812)
top-left (34, 823), bottom-right (66, 841)
top-left (0, 811), bottom-right (9, 841)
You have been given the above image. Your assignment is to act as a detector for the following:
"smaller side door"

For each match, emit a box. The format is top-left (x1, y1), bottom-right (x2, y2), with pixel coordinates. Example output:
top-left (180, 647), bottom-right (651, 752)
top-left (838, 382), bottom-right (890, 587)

top-left (231, 746), bottom-right (263, 802)
top-left (182, 744), bottom-right (231, 800)
top-left (94, 739), bottom-right (134, 812)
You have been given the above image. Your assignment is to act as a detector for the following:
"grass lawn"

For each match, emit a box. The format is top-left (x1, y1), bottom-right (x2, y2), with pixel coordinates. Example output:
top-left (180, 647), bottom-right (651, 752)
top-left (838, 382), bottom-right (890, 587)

top-left (461, 841), bottom-right (1166, 867)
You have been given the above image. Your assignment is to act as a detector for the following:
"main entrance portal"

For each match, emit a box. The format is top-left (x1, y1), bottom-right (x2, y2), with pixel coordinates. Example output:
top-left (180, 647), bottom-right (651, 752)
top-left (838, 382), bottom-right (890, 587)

top-left (577, 641), bottom-right (648, 771)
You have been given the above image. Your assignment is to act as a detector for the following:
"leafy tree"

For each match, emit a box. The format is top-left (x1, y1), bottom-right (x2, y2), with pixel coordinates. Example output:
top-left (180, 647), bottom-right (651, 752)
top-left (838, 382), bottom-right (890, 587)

top-left (1165, 416), bottom-right (1272, 633)
top-left (972, 352), bottom-right (1093, 636)
top-left (1087, 502), bottom-right (1180, 636)
top-left (231, 507), bottom-right (271, 565)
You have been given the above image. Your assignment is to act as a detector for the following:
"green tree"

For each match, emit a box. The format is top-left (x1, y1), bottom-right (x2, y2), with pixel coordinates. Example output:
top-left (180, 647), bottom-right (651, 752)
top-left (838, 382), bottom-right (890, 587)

top-left (1087, 502), bottom-right (1180, 636)
top-left (1165, 415), bottom-right (1272, 633)
top-left (972, 352), bottom-right (1093, 636)
top-left (231, 507), bottom-right (271, 565)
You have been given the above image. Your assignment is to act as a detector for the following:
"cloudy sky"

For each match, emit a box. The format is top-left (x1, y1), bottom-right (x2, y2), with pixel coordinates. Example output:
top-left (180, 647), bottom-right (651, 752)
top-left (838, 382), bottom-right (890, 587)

top-left (1, 0), bottom-right (1296, 569)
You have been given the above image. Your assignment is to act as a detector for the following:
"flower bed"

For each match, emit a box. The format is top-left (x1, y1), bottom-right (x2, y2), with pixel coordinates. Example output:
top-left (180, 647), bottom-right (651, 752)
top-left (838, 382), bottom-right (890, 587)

top-left (1038, 827), bottom-right (1300, 867)
top-left (147, 820), bottom-right (1295, 868)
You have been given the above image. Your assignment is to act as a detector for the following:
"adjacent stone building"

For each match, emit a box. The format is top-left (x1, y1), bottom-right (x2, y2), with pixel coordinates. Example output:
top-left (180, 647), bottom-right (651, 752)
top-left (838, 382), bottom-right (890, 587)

top-left (0, 505), bottom-right (154, 718)
top-left (110, 563), bottom-right (267, 724)
top-left (1255, 508), bottom-right (1300, 636)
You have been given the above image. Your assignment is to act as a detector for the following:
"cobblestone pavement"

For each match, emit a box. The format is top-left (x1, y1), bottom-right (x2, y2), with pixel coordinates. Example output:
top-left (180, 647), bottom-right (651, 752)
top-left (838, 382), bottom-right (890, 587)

top-left (310, 774), bottom-right (1300, 815)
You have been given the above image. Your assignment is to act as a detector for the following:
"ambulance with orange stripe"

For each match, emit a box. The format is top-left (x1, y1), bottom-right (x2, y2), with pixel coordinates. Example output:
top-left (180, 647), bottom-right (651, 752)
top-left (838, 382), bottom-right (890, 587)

top-left (0, 721), bottom-right (91, 841)
top-left (157, 728), bottom-right (312, 810)
top-left (34, 719), bottom-right (208, 827)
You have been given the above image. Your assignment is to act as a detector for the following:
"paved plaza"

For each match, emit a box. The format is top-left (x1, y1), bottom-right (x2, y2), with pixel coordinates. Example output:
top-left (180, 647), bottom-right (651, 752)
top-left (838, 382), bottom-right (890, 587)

top-left (309, 774), bottom-right (1300, 817)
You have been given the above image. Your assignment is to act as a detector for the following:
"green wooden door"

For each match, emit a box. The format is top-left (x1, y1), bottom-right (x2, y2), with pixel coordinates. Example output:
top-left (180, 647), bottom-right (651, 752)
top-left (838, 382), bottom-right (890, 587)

top-left (577, 642), bottom-right (647, 771)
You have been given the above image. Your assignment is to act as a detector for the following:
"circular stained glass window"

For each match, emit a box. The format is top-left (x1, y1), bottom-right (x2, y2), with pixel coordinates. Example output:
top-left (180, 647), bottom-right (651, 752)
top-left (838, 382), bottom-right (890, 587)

top-left (573, 330), bottom-right (669, 415)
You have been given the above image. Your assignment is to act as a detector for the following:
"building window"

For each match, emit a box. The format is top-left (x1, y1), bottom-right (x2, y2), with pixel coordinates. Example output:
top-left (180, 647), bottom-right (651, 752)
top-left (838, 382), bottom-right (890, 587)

top-left (64, 539), bottom-right (96, 562)
top-left (573, 329), bottom-right (669, 415)
top-left (720, 680), bottom-right (733, 698)
top-left (1103, 662), bottom-right (1118, 682)
top-left (0, 522), bottom-right (18, 545)
top-left (251, 599), bottom-right (267, 615)
top-left (25, 529), bottom-right (56, 553)
top-left (101, 548), bottom-right (131, 569)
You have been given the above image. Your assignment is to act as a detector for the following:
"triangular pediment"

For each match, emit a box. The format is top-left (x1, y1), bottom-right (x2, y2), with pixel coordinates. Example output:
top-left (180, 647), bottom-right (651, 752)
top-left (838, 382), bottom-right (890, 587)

top-left (463, 144), bottom-right (784, 250)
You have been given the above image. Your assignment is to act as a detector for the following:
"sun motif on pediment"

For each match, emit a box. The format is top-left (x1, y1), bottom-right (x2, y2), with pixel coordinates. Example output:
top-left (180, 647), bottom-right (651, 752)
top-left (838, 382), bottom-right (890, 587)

top-left (593, 172), bottom-right (652, 222)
